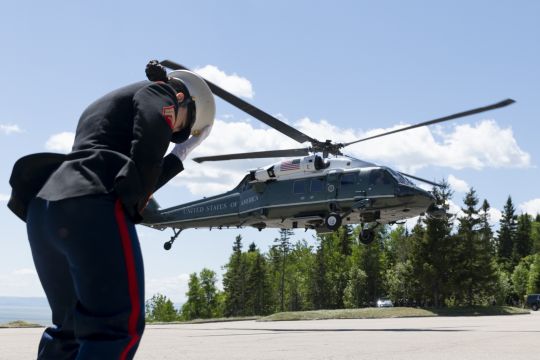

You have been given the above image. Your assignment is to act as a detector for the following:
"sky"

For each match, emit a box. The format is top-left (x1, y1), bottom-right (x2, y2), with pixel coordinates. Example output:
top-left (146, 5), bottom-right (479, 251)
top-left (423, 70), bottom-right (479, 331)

top-left (1, 0), bottom-right (539, 303)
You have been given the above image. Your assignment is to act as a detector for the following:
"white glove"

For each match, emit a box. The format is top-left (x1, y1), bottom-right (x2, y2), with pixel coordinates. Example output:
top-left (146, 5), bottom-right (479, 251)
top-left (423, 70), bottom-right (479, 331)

top-left (171, 125), bottom-right (212, 162)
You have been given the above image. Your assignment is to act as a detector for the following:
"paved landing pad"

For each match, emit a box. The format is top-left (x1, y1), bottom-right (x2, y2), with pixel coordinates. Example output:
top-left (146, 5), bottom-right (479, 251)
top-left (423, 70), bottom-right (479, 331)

top-left (1, 312), bottom-right (538, 359)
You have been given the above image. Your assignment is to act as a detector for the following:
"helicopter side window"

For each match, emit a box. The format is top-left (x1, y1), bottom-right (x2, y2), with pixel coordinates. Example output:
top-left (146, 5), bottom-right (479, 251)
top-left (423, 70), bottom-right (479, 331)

top-left (293, 180), bottom-right (306, 194)
top-left (340, 173), bottom-right (356, 186)
top-left (243, 181), bottom-right (253, 191)
top-left (310, 178), bottom-right (325, 192)
top-left (368, 169), bottom-right (393, 186)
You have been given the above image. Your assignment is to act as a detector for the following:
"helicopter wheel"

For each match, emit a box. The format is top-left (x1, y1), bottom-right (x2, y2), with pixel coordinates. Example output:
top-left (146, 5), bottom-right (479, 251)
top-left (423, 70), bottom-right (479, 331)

top-left (325, 212), bottom-right (342, 231)
top-left (359, 229), bottom-right (375, 245)
top-left (164, 228), bottom-right (182, 251)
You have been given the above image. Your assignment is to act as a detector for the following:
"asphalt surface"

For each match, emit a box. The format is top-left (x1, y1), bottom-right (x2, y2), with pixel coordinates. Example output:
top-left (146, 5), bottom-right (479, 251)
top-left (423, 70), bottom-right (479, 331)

top-left (1, 311), bottom-right (538, 359)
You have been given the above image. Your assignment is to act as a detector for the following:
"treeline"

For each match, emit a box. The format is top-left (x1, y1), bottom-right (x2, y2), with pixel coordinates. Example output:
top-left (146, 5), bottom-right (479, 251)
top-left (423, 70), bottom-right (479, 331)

top-left (146, 185), bottom-right (540, 321)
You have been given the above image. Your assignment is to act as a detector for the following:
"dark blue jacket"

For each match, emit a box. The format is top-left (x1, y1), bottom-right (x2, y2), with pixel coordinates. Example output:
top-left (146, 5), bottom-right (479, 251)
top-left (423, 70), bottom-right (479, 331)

top-left (8, 80), bottom-right (183, 222)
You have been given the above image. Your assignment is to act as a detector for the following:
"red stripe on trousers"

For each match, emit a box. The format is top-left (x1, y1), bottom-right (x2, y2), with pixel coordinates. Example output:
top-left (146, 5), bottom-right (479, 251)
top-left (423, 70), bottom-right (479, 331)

top-left (114, 200), bottom-right (141, 360)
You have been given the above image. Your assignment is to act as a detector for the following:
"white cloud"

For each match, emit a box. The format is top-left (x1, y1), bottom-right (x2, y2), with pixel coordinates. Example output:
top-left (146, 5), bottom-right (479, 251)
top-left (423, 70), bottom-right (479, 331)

top-left (146, 274), bottom-right (190, 303)
top-left (487, 207), bottom-right (502, 224)
top-left (171, 117), bottom-right (530, 197)
top-left (448, 174), bottom-right (469, 193)
top-left (0, 193), bottom-right (9, 202)
top-left (194, 65), bottom-right (254, 99)
top-left (0, 124), bottom-right (22, 135)
top-left (346, 119), bottom-right (530, 173)
top-left (447, 199), bottom-right (465, 220)
top-left (519, 198), bottom-right (540, 216)
top-left (45, 132), bottom-right (74, 153)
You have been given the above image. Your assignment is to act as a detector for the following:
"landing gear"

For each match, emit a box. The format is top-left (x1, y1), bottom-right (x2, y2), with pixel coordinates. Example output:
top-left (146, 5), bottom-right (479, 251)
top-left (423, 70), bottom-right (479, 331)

top-left (164, 228), bottom-right (182, 250)
top-left (359, 229), bottom-right (375, 245)
top-left (324, 212), bottom-right (342, 231)
top-left (358, 222), bottom-right (379, 245)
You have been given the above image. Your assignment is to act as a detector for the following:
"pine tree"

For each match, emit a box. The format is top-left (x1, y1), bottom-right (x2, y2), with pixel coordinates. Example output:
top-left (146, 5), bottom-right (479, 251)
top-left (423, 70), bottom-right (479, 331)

top-left (318, 228), bottom-right (354, 309)
top-left (181, 273), bottom-right (205, 320)
top-left (222, 235), bottom-right (247, 316)
top-left (414, 181), bottom-right (454, 307)
top-left (532, 217), bottom-right (540, 254)
top-left (310, 237), bottom-right (329, 309)
top-left (273, 229), bottom-right (294, 312)
top-left (354, 228), bottom-right (385, 306)
top-left (513, 214), bottom-right (533, 265)
top-left (286, 240), bottom-right (315, 311)
top-left (479, 200), bottom-right (496, 257)
top-left (248, 242), bottom-right (257, 252)
top-left (497, 196), bottom-right (517, 268)
top-left (454, 189), bottom-right (497, 305)
top-left (408, 219), bottom-right (427, 305)
top-left (245, 250), bottom-right (273, 315)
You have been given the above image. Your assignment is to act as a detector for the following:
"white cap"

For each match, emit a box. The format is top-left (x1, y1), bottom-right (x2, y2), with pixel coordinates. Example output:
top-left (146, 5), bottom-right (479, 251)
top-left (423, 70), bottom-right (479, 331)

top-left (168, 70), bottom-right (216, 136)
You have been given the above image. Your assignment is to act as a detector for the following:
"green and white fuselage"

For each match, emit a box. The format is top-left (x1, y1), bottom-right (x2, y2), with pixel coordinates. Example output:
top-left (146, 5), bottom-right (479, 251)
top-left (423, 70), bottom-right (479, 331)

top-left (142, 155), bottom-right (435, 233)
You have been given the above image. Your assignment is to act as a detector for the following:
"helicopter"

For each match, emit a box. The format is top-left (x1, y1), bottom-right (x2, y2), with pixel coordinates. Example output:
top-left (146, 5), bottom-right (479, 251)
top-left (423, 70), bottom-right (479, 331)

top-left (142, 59), bottom-right (515, 250)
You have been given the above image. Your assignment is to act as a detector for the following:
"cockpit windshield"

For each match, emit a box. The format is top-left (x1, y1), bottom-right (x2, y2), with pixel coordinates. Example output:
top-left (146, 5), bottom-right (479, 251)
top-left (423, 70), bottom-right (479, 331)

top-left (387, 168), bottom-right (415, 186)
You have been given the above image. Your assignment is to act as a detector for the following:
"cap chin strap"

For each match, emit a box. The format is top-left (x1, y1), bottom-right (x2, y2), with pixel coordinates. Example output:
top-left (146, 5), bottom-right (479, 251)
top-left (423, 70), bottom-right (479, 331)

top-left (170, 103), bottom-right (196, 144)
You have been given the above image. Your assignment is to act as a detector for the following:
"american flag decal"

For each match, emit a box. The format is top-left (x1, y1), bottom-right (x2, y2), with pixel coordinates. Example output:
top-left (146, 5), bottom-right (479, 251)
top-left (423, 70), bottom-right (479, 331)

top-left (280, 159), bottom-right (301, 171)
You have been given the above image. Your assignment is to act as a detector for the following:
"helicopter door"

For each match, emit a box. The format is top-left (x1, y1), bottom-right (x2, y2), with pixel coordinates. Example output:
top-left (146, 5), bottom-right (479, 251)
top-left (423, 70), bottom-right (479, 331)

top-left (326, 171), bottom-right (341, 200)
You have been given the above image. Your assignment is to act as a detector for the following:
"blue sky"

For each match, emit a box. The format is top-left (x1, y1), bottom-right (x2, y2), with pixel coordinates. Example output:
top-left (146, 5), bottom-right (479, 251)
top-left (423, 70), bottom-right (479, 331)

top-left (1, 0), bottom-right (539, 302)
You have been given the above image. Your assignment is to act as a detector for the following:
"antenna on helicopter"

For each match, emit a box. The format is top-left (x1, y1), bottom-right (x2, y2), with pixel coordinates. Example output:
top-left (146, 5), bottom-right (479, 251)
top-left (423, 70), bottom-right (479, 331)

top-left (160, 60), bottom-right (515, 163)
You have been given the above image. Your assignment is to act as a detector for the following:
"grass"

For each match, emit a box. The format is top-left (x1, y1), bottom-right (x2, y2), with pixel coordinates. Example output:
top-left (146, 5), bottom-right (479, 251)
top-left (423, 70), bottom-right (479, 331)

top-left (147, 316), bottom-right (261, 325)
top-left (259, 306), bottom-right (530, 322)
top-left (2, 307), bottom-right (529, 328)
top-left (0, 320), bottom-right (44, 328)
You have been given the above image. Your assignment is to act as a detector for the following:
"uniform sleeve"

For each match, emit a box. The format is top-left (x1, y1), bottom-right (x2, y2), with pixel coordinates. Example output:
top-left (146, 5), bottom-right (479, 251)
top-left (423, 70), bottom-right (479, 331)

top-left (154, 153), bottom-right (184, 191)
top-left (131, 83), bottom-right (176, 208)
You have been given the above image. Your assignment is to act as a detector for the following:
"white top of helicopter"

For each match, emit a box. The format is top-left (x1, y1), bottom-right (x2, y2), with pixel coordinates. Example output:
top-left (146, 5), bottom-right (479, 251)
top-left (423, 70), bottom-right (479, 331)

top-left (250, 154), bottom-right (380, 182)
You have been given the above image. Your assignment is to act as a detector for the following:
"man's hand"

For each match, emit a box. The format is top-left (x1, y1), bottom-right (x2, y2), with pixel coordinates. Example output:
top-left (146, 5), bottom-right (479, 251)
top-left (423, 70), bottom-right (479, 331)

top-left (170, 125), bottom-right (212, 162)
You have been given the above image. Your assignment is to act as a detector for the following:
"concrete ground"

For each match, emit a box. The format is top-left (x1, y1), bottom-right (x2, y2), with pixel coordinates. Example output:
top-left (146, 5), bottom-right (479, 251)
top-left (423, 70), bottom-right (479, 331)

top-left (1, 311), bottom-right (538, 359)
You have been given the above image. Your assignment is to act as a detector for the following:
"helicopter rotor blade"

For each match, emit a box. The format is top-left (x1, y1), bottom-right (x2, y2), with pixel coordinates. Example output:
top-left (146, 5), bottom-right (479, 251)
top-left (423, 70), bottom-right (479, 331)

top-left (398, 172), bottom-right (443, 188)
top-left (160, 60), bottom-right (318, 145)
top-left (341, 99), bottom-right (515, 148)
top-left (192, 148), bottom-right (311, 163)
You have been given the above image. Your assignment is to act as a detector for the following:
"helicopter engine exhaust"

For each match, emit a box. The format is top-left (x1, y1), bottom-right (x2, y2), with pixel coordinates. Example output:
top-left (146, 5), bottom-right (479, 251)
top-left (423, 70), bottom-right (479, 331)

top-left (250, 155), bottom-right (329, 182)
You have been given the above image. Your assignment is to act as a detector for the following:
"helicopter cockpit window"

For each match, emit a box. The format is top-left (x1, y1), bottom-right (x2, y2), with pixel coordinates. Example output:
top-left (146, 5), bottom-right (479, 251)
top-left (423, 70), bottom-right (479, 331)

top-left (340, 173), bottom-right (356, 186)
top-left (310, 178), bottom-right (325, 192)
top-left (387, 168), bottom-right (414, 186)
top-left (242, 181), bottom-right (253, 191)
top-left (368, 169), bottom-right (393, 186)
top-left (293, 180), bottom-right (306, 194)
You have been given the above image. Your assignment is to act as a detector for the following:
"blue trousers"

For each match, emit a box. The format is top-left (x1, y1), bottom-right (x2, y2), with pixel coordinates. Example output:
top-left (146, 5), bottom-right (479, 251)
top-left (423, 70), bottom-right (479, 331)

top-left (27, 195), bottom-right (145, 360)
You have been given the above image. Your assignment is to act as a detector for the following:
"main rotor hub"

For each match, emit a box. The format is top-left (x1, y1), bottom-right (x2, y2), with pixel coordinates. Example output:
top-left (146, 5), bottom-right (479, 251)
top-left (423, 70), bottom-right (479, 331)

top-left (311, 140), bottom-right (344, 158)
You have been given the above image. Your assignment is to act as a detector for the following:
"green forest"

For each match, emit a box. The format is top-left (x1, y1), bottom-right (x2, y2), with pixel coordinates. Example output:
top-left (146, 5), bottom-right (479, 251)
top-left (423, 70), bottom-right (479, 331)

top-left (145, 185), bottom-right (540, 322)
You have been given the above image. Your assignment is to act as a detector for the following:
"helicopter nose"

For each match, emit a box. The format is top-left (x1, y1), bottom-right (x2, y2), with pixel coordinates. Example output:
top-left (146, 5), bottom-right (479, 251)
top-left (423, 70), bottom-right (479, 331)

top-left (396, 184), bottom-right (436, 202)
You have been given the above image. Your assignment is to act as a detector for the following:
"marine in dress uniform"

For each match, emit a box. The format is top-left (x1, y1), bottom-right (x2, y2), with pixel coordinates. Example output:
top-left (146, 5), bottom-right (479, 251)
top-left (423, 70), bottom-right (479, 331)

top-left (7, 61), bottom-right (215, 359)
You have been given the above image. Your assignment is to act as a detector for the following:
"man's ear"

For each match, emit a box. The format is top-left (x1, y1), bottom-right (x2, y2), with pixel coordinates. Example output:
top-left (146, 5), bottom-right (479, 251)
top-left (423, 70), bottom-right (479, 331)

top-left (176, 92), bottom-right (185, 103)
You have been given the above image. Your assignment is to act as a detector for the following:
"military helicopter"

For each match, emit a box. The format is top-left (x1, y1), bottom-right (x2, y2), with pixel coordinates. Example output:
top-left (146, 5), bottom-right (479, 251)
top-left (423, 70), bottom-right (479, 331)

top-left (142, 59), bottom-right (515, 250)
